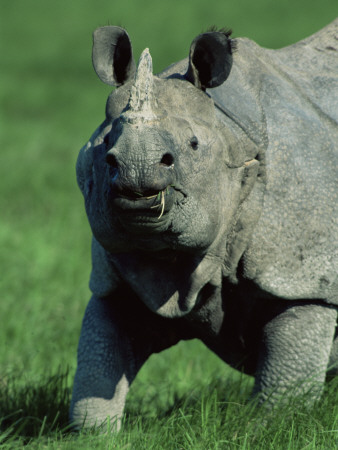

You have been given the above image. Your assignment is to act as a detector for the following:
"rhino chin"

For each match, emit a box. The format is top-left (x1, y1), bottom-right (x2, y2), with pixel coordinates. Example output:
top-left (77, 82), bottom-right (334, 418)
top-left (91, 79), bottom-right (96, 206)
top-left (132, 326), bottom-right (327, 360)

top-left (117, 213), bottom-right (171, 234)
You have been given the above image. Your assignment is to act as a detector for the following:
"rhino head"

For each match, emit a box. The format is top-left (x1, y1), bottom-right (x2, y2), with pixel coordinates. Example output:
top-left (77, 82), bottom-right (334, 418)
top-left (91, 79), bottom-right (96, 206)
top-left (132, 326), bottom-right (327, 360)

top-left (77, 26), bottom-right (262, 271)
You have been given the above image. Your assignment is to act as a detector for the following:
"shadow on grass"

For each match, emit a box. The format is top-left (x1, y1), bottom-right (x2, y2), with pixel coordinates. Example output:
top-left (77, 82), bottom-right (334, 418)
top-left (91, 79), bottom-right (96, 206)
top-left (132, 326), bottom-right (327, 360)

top-left (0, 369), bottom-right (71, 445)
top-left (124, 373), bottom-right (257, 432)
top-left (1, 370), bottom-right (337, 447)
top-left (158, 373), bottom-right (253, 419)
top-left (122, 374), bottom-right (338, 449)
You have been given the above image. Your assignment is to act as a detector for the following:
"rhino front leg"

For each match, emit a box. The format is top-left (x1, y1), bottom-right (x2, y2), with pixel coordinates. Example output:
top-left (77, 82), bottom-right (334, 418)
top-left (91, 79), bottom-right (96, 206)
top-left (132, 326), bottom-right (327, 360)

top-left (253, 302), bottom-right (337, 406)
top-left (70, 294), bottom-right (161, 431)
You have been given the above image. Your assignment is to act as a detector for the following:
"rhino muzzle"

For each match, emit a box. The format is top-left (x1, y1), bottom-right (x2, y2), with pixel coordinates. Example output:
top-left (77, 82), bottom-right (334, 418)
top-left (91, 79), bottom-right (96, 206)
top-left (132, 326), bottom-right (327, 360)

top-left (107, 150), bottom-right (177, 232)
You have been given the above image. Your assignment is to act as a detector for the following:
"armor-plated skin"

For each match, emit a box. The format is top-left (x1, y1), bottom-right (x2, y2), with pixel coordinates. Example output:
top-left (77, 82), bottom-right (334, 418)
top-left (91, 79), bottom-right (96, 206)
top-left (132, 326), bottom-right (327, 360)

top-left (71, 21), bottom-right (338, 430)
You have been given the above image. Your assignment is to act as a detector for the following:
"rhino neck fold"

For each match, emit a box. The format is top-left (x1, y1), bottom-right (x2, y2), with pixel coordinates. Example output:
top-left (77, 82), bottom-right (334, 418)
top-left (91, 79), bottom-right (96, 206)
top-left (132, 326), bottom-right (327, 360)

top-left (110, 251), bottom-right (224, 318)
top-left (223, 170), bottom-right (265, 284)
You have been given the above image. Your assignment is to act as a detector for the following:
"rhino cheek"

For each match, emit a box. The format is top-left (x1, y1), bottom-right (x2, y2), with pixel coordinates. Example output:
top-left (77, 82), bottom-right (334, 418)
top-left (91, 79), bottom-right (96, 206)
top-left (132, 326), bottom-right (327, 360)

top-left (172, 165), bottom-right (231, 251)
top-left (169, 198), bottom-right (220, 251)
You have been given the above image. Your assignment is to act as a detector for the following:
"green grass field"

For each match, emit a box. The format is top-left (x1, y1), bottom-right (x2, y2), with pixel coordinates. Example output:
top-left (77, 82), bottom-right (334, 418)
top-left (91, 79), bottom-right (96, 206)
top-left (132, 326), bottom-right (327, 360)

top-left (1, 0), bottom-right (337, 447)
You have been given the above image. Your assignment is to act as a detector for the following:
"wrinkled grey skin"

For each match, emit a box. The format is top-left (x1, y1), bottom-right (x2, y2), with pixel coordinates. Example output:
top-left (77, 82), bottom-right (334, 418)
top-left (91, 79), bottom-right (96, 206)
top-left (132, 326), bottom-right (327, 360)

top-left (71, 20), bottom-right (338, 430)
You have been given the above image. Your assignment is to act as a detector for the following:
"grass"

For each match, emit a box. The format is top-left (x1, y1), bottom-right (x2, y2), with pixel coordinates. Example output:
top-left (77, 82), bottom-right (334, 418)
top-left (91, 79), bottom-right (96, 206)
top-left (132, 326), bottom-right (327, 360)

top-left (1, 0), bottom-right (337, 447)
top-left (0, 367), bottom-right (338, 448)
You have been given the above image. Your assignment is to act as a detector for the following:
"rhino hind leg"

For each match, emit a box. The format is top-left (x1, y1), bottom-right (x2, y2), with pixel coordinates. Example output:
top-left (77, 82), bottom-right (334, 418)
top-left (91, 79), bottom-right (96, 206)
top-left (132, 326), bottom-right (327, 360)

top-left (253, 302), bottom-right (337, 406)
top-left (327, 328), bottom-right (338, 379)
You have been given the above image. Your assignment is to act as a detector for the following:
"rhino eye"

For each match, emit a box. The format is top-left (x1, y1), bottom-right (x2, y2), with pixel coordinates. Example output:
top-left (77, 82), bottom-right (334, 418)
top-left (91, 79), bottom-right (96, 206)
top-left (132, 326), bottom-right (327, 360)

top-left (190, 136), bottom-right (199, 150)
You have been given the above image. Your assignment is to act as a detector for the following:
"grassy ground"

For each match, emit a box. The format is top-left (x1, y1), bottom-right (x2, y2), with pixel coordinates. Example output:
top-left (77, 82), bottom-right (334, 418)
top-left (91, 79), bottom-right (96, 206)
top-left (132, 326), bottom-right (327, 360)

top-left (1, 0), bottom-right (337, 447)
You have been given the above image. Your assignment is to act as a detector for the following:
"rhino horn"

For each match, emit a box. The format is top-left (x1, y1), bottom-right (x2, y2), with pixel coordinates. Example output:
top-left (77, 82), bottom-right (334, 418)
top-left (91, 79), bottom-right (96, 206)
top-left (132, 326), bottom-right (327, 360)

top-left (123, 48), bottom-right (157, 123)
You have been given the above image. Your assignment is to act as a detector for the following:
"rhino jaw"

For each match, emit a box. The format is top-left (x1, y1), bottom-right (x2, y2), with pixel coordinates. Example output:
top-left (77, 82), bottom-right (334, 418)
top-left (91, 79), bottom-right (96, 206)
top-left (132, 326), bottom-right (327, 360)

top-left (110, 184), bottom-right (177, 234)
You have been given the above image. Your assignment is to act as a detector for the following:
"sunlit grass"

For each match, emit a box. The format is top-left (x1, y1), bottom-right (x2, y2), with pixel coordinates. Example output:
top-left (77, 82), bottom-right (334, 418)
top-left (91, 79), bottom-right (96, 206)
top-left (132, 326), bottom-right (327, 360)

top-left (0, 368), bottom-right (337, 448)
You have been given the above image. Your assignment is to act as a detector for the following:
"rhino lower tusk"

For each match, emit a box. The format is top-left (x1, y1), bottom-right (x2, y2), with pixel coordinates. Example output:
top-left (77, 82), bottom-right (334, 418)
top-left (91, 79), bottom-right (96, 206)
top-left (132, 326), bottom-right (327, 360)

top-left (158, 190), bottom-right (165, 219)
top-left (150, 189), bottom-right (166, 219)
top-left (146, 193), bottom-right (159, 200)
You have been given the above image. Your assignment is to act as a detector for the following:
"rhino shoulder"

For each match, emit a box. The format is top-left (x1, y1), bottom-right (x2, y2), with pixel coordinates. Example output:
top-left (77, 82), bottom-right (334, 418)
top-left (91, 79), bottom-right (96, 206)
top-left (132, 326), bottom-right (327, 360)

top-left (89, 237), bottom-right (120, 297)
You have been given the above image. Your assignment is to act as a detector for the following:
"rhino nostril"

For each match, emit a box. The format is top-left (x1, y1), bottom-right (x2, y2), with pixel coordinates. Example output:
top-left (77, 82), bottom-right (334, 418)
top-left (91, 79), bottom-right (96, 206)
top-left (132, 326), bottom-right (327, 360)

top-left (106, 152), bottom-right (119, 169)
top-left (160, 153), bottom-right (174, 167)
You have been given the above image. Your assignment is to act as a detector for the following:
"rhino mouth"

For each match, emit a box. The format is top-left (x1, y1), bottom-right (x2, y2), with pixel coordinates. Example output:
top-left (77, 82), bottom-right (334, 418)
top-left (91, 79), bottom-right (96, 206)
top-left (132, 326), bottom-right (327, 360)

top-left (111, 186), bottom-right (176, 233)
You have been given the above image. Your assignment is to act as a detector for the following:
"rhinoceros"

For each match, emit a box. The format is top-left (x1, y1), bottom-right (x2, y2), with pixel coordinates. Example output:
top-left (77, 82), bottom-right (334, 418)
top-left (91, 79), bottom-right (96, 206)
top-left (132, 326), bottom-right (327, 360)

top-left (71, 20), bottom-right (338, 429)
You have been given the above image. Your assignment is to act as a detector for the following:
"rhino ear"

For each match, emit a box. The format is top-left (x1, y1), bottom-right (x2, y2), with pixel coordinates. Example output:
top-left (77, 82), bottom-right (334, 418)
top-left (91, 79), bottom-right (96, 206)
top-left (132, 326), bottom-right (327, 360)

top-left (92, 26), bottom-right (136, 86)
top-left (186, 31), bottom-right (234, 90)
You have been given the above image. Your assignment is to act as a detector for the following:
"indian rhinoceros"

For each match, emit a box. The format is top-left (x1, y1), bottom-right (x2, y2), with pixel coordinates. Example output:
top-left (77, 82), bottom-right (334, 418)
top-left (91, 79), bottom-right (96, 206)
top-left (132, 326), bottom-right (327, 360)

top-left (71, 20), bottom-right (338, 429)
